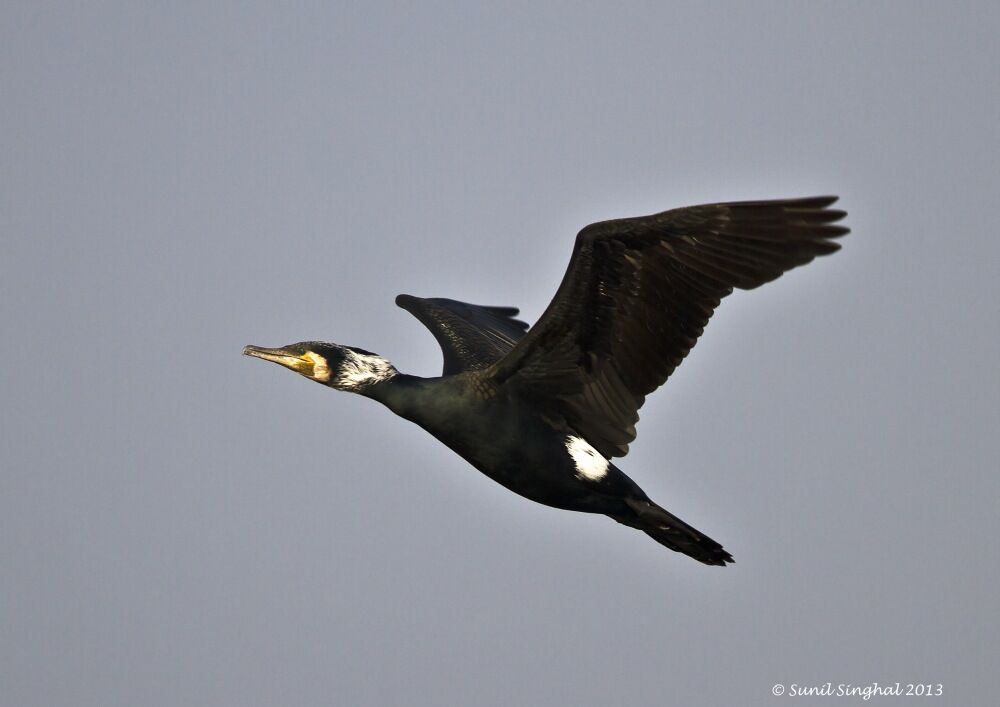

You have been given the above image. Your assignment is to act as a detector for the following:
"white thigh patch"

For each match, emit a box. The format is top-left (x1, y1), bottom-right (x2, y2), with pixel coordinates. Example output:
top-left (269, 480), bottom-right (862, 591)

top-left (565, 435), bottom-right (609, 481)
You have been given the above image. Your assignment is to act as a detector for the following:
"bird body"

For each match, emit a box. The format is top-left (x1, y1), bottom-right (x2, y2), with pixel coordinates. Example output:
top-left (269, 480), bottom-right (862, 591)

top-left (245, 196), bottom-right (849, 565)
top-left (370, 372), bottom-right (638, 513)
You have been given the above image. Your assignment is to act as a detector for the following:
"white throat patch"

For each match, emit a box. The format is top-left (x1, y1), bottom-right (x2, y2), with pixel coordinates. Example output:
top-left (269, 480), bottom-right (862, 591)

top-left (565, 435), bottom-right (609, 481)
top-left (332, 348), bottom-right (397, 391)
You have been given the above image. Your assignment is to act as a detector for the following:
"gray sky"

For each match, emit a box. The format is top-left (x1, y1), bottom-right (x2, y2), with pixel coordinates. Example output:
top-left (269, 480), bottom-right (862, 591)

top-left (2, 2), bottom-right (998, 705)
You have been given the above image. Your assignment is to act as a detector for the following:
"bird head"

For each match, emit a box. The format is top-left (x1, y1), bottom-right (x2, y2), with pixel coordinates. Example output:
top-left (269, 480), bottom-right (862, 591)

top-left (243, 341), bottom-right (397, 392)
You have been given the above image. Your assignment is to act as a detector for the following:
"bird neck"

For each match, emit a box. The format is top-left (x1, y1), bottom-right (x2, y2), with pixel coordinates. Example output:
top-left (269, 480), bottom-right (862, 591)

top-left (359, 373), bottom-right (428, 413)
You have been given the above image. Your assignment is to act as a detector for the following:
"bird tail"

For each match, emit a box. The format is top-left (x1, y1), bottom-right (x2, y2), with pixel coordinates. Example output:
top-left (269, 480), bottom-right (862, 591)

top-left (620, 498), bottom-right (734, 566)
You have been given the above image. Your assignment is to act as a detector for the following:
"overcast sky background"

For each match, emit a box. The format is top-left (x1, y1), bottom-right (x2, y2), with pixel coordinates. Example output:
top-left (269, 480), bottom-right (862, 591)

top-left (2, 2), bottom-right (998, 706)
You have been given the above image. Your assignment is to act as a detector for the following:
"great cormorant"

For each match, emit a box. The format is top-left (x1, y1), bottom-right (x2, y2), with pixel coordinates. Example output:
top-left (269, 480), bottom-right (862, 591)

top-left (245, 196), bottom-right (848, 565)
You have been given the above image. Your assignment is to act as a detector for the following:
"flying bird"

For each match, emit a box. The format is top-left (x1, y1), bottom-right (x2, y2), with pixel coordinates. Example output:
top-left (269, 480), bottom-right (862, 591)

top-left (244, 196), bottom-right (848, 565)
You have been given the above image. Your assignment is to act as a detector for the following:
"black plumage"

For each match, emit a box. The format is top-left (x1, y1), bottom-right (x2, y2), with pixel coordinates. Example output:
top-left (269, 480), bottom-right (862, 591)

top-left (245, 196), bottom-right (848, 566)
top-left (394, 295), bottom-right (529, 375)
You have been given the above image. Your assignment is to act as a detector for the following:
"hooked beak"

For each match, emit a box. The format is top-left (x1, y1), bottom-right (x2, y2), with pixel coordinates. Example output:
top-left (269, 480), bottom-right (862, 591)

top-left (243, 345), bottom-right (312, 375)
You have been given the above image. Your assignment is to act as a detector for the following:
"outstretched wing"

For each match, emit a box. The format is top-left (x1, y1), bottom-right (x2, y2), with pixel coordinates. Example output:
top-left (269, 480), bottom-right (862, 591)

top-left (396, 294), bottom-right (529, 375)
top-left (485, 196), bottom-right (849, 458)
